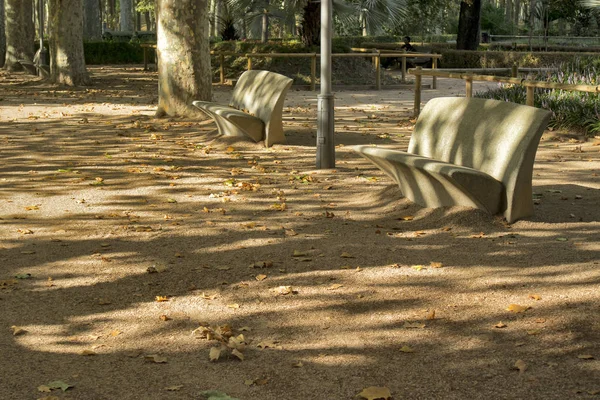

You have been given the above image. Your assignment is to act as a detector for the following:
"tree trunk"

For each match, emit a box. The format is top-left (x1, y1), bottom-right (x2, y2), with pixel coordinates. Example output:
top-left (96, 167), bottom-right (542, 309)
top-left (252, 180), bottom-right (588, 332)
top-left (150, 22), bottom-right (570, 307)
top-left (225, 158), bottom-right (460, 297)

top-left (360, 11), bottom-right (367, 36)
top-left (505, 0), bottom-right (512, 25)
top-left (528, 0), bottom-right (536, 50)
top-left (144, 11), bottom-right (151, 30)
top-left (300, 0), bottom-right (319, 46)
top-left (4, 0), bottom-right (35, 71)
top-left (513, 0), bottom-right (520, 28)
top-left (0, 0), bottom-right (6, 68)
top-left (456, 0), bottom-right (481, 51)
top-left (83, 0), bottom-right (102, 39)
top-left (261, 0), bottom-right (269, 43)
top-left (120, 0), bottom-right (133, 31)
top-left (156, 0), bottom-right (211, 117)
top-left (49, 0), bottom-right (90, 85)
top-left (282, 0), bottom-right (295, 37)
top-left (214, 0), bottom-right (222, 37)
top-left (107, 0), bottom-right (116, 29)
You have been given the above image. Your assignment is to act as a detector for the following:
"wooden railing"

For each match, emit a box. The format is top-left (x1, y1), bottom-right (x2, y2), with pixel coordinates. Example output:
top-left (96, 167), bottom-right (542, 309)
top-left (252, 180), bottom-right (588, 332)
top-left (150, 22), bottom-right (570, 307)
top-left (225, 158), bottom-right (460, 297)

top-left (409, 66), bottom-right (600, 117)
top-left (140, 44), bottom-right (441, 91)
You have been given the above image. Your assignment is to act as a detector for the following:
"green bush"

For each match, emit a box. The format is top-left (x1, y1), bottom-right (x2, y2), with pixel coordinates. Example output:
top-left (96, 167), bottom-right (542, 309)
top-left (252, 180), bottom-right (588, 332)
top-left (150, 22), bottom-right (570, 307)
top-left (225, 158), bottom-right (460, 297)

top-left (475, 59), bottom-right (600, 135)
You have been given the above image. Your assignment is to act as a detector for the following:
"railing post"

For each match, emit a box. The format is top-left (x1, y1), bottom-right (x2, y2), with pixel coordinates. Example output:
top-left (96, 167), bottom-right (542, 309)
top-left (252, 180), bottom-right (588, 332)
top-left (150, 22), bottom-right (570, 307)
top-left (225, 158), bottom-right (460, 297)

top-left (414, 67), bottom-right (422, 118)
top-left (526, 85), bottom-right (535, 106)
top-left (375, 52), bottom-right (381, 90)
top-left (247, 56), bottom-right (252, 71)
top-left (465, 76), bottom-right (473, 98)
top-left (511, 64), bottom-right (518, 78)
top-left (401, 51), bottom-right (407, 84)
top-left (143, 46), bottom-right (148, 71)
top-left (432, 57), bottom-right (437, 89)
top-left (311, 54), bottom-right (317, 91)
top-left (220, 53), bottom-right (225, 84)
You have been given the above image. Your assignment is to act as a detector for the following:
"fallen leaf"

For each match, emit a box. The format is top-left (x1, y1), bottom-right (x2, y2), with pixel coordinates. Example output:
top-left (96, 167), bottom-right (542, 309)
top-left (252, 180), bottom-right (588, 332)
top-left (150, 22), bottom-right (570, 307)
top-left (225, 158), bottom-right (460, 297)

top-left (80, 349), bottom-right (97, 356)
top-left (11, 326), bottom-right (28, 336)
top-left (272, 286), bottom-right (294, 295)
top-left (358, 386), bottom-right (392, 400)
top-left (507, 304), bottom-right (530, 313)
top-left (292, 250), bottom-right (307, 257)
top-left (227, 303), bottom-right (240, 309)
top-left (145, 354), bottom-right (168, 363)
top-left (527, 329), bottom-right (541, 335)
top-left (209, 347), bottom-right (222, 362)
top-left (39, 381), bottom-right (73, 392)
top-left (430, 262), bottom-right (443, 268)
top-left (426, 310), bottom-right (436, 320)
top-left (556, 237), bottom-right (568, 241)
top-left (399, 345), bottom-right (415, 353)
top-left (400, 215), bottom-right (414, 221)
top-left (155, 296), bottom-right (169, 302)
top-left (340, 252), bottom-right (354, 258)
top-left (327, 283), bottom-right (344, 290)
top-left (256, 340), bottom-right (281, 350)
top-left (578, 354), bottom-right (595, 360)
top-left (231, 349), bottom-right (244, 361)
top-left (528, 294), bottom-right (542, 301)
top-left (15, 273), bottom-right (32, 279)
top-left (494, 322), bottom-right (508, 329)
top-left (159, 314), bottom-right (171, 321)
top-left (200, 293), bottom-right (218, 300)
top-left (255, 274), bottom-right (267, 281)
top-left (513, 359), bottom-right (527, 373)
top-left (165, 385), bottom-right (184, 391)
top-left (110, 330), bottom-right (121, 337)
top-left (411, 265), bottom-right (425, 271)
top-left (292, 361), bottom-right (304, 368)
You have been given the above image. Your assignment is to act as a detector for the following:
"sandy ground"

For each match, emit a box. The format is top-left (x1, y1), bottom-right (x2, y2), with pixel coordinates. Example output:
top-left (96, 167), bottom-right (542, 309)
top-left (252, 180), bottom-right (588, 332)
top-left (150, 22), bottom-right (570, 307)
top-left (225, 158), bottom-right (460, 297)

top-left (0, 66), bottom-right (599, 400)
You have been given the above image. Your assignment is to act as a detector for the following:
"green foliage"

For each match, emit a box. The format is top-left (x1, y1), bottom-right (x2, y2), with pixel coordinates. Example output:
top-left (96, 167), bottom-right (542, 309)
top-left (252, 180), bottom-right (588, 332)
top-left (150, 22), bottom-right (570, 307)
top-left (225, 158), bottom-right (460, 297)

top-left (84, 41), bottom-right (145, 64)
top-left (476, 59), bottom-right (600, 134)
top-left (480, 2), bottom-right (514, 35)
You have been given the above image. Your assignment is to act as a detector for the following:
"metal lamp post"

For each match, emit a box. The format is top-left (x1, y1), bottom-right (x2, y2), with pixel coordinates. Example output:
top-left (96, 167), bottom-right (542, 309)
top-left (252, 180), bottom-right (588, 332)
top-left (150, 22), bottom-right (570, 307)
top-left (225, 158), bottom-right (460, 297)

top-left (316, 0), bottom-right (335, 169)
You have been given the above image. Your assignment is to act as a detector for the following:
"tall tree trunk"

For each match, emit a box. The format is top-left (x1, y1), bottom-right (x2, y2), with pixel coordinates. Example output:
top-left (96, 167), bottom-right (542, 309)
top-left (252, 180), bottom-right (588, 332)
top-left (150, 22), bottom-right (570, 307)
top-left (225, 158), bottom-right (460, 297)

top-left (456, 0), bottom-right (481, 51)
top-left (528, 0), bottom-right (536, 50)
top-left (282, 0), bottom-right (295, 37)
top-left (360, 11), bottom-right (367, 36)
top-left (513, 0), bottom-right (520, 28)
top-left (120, 0), bottom-right (133, 31)
top-left (144, 11), bottom-right (151, 30)
top-left (209, 0), bottom-right (215, 37)
top-left (505, 0), bottom-right (512, 25)
top-left (261, 0), bottom-right (269, 43)
top-left (156, 0), bottom-right (211, 117)
top-left (49, 0), bottom-right (90, 85)
top-left (4, 0), bottom-right (35, 71)
top-left (300, 0), bottom-right (319, 46)
top-left (0, 0), bottom-right (6, 68)
top-left (214, 0), bottom-right (222, 37)
top-left (107, 0), bottom-right (116, 29)
top-left (83, 0), bottom-right (102, 39)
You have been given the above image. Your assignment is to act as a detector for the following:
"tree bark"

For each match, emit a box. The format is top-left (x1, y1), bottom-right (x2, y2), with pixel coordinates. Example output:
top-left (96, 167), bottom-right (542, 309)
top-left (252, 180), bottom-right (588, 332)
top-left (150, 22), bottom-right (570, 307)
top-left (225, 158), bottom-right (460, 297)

top-left (456, 0), bottom-right (481, 51)
top-left (4, 0), bottom-right (35, 71)
top-left (0, 0), bottom-right (6, 68)
top-left (120, 0), bottom-right (133, 31)
top-left (156, 0), bottom-right (211, 117)
top-left (144, 11), bottom-right (151, 30)
top-left (83, 0), bottom-right (103, 39)
top-left (261, 0), bottom-right (269, 43)
top-left (214, 0), bottom-right (222, 37)
top-left (49, 0), bottom-right (90, 85)
top-left (300, 0), bottom-right (319, 46)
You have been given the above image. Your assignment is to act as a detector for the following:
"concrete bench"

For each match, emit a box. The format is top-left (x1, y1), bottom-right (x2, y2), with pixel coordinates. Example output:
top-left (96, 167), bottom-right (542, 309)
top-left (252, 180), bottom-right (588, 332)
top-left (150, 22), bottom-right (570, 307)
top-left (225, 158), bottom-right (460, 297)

top-left (352, 97), bottom-right (552, 223)
top-left (193, 70), bottom-right (293, 147)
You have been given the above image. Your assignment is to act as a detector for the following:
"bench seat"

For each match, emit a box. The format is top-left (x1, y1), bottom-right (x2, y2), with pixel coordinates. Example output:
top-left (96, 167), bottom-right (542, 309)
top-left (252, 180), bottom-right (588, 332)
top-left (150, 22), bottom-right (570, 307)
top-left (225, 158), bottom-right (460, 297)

top-left (193, 70), bottom-right (293, 147)
top-left (352, 97), bottom-right (552, 223)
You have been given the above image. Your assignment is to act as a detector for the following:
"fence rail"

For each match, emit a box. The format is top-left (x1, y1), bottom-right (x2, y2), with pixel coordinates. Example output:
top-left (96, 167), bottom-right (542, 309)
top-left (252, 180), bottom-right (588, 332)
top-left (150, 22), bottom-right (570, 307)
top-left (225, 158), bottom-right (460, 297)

top-left (409, 66), bottom-right (600, 117)
top-left (140, 44), bottom-right (441, 90)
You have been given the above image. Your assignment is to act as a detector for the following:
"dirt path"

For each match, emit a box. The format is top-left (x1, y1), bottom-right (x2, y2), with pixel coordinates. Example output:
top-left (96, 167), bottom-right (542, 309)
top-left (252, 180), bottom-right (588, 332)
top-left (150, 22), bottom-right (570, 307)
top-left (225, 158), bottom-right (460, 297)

top-left (1, 66), bottom-right (599, 400)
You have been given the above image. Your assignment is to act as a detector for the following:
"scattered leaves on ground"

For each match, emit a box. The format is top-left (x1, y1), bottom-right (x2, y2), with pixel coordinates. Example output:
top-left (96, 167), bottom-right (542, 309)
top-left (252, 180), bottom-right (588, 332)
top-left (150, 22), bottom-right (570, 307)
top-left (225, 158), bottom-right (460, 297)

top-left (506, 304), bottom-right (530, 313)
top-left (357, 386), bottom-right (392, 400)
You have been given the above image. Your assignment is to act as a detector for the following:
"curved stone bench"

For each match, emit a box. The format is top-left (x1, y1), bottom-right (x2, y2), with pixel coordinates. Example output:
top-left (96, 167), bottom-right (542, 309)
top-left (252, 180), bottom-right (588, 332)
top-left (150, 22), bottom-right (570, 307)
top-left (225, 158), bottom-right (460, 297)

top-left (352, 97), bottom-right (552, 223)
top-left (193, 70), bottom-right (293, 147)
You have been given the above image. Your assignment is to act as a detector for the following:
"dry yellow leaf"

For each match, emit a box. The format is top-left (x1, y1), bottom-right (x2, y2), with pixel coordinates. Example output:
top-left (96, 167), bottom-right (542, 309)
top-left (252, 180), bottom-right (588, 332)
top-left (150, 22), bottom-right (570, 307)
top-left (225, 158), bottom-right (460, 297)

top-left (231, 349), bottom-right (244, 361)
top-left (513, 359), bottom-right (527, 373)
top-left (293, 361), bottom-right (304, 368)
top-left (327, 283), bottom-right (344, 290)
top-left (426, 310), bottom-right (436, 320)
top-left (209, 347), bottom-right (221, 362)
top-left (145, 354), bottom-right (168, 363)
top-left (494, 322), bottom-right (507, 329)
top-left (255, 274), bottom-right (267, 281)
top-left (110, 330), bottom-right (121, 337)
top-left (159, 315), bottom-right (171, 321)
top-left (227, 303), bottom-right (240, 309)
top-left (399, 345), bottom-right (415, 353)
top-left (358, 386), bottom-right (392, 400)
top-left (578, 354), bottom-right (595, 360)
top-left (165, 385), bottom-right (183, 391)
top-left (11, 326), bottom-right (27, 336)
top-left (400, 215), bottom-right (414, 221)
top-left (507, 304), bottom-right (529, 313)
top-left (430, 261), bottom-right (443, 268)
top-left (80, 349), bottom-right (97, 356)
top-left (200, 293), bottom-right (218, 300)
top-left (528, 294), bottom-right (542, 301)
top-left (527, 329), bottom-right (541, 335)
top-left (155, 296), bottom-right (169, 302)
top-left (272, 286), bottom-right (294, 295)
top-left (411, 265), bottom-right (425, 271)
top-left (292, 250), bottom-right (307, 257)
top-left (340, 252), bottom-right (354, 258)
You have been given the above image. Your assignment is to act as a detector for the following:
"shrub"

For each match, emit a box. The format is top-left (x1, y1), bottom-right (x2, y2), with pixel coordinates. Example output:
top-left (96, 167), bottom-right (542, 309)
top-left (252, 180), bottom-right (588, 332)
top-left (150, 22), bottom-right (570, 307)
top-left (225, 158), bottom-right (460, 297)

top-left (475, 59), bottom-right (600, 135)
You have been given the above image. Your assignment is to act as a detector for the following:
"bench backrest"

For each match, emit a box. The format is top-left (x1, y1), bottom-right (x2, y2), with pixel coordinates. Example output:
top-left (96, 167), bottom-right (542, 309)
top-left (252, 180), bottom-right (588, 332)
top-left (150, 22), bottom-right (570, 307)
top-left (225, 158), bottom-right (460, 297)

top-left (409, 97), bottom-right (551, 219)
top-left (230, 70), bottom-right (293, 124)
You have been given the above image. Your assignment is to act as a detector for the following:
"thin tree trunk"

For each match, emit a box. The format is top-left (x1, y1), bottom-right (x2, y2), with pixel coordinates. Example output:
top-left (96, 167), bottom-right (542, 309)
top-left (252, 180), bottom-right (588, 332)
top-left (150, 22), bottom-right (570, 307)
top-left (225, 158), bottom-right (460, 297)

top-left (456, 0), bottom-right (481, 51)
top-left (156, 0), bottom-right (211, 117)
top-left (49, 0), bottom-right (90, 85)
top-left (261, 1), bottom-right (269, 43)
top-left (107, 0), bottom-right (115, 29)
top-left (120, 0), bottom-right (133, 31)
top-left (214, 0), bottom-right (222, 37)
top-left (0, 0), bottom-right (6, 68)
top-left (83, 0), bottom-right (102, 39)
top-left (513, 0), bottom-right (520, 28)
top-left (505, 0), bottom-right (512, 26)
top-left (528, 0), bottom-right (536, 50)
top-left (5, 0), bottom-right (35, 71)
top-left (144, 11), bottom-right (151, 30)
